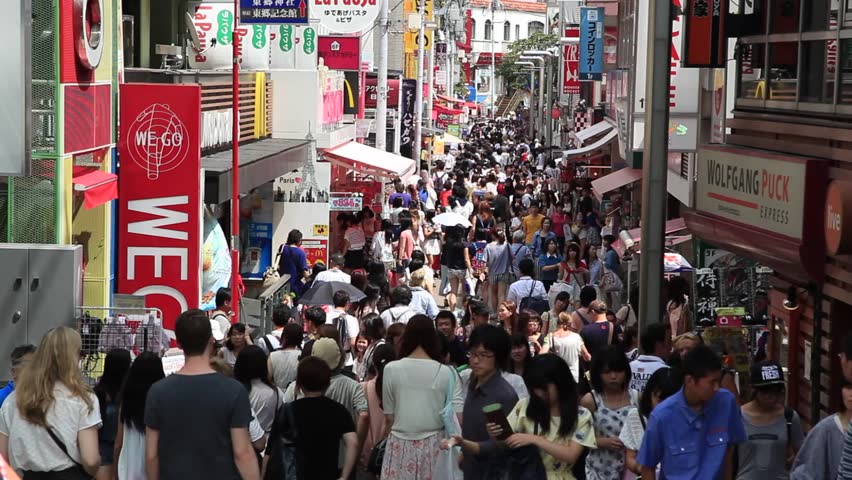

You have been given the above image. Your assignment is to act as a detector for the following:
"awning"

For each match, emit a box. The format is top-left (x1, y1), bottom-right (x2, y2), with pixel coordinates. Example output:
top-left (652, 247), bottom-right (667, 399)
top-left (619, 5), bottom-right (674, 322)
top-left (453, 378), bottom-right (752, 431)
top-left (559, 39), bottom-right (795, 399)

top-left (442, 133), bottom-right (465, 145)
top-left (202, 138), bottom-right (310, 204)
top-left (614, 217), bottom-right (688, 256)
top-left (437, 94), bottom-right (465, 104)
top-left (323, 141), bottom-right (417, 181)
top-left (575, 121), bottom-right (614, 145)
top-left (562, 129), bottom-right (617, 160)
top-left (591, 167), bottom-right (642, 201)
top-left (72, 166), bottom-right (117, 209)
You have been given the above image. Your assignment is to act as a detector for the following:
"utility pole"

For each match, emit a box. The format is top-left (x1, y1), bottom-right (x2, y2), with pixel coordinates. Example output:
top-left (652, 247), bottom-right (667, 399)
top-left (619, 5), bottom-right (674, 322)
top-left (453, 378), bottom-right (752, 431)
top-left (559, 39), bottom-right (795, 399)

top-left (230, 0), bottom-right (241, 319)
top-left (637, 0), bottom-right (673, 330)
top-left (544, 58), bottom-right (553, 147)
top-left (490, 0), bottom-right (496, 118)
top-left (427, 47), bottom-right (435, 130)
top-left (537, 60), bottom-right (544, 140)
top-left (528, 69), bottom-right (535, 138)
top-left (375, 0), bottom-right (389, 151)
top-left (413, 3), bottom-right (427, 163)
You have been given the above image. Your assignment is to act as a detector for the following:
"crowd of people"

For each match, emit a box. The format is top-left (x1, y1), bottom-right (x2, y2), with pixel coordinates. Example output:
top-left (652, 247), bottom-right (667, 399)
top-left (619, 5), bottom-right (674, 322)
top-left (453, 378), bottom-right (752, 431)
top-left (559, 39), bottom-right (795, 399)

top-left (1, 119), bottom-right (852, 480)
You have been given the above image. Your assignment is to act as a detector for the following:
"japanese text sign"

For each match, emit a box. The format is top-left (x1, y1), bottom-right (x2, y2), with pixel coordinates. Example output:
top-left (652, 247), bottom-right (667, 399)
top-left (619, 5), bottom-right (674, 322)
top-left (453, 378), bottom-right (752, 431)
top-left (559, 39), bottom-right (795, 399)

top-left (399, 79), bottom-right (417, 159)
top-left (240, 0), bottom-right (309, 24)
top-left (312, 0), bottom-right (380, 34)
top-left (563, 27), bottom-right (580, 95)
top-left (579, 7), bottom-right (603, 81)
top-left (318, 36), bottom-right (361, 70)
top-left (683, 0), bottom-right (727, 67)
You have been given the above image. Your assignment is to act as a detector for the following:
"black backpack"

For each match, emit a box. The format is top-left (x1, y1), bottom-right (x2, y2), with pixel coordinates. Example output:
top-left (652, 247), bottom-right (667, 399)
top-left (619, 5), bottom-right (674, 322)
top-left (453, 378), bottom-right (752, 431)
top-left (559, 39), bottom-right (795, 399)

top-left (519, 281), bottom-right (548, 314)
top-left (332, 313), bottom-right (350, 353)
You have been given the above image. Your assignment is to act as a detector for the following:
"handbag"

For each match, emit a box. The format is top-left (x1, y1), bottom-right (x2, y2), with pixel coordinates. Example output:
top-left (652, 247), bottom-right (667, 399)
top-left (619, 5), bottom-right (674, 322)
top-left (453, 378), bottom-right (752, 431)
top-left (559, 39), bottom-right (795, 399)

top-left (36, 426), bottom-right (92, 480)
top-left (600, 264), bottom-right (623, 294)
top-left (366, 438), bottom-right (387, 475)
top-left (262, 266), bottom-right (280, 289)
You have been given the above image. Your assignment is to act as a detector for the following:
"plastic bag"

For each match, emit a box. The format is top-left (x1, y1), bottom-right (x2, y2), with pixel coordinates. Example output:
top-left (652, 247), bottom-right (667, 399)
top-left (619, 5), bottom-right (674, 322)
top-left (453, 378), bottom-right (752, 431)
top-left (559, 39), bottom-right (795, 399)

top-left (432, 447), bottom-right (463, 480)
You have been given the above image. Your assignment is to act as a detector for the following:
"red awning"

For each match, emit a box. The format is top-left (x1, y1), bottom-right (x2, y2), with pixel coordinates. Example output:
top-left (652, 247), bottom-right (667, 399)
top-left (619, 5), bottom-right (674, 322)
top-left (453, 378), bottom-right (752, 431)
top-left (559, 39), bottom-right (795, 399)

top-left (614, 217), bottom-right (688, 256)
top-left (591, 167), bottom-right (642, 201)
top-left (437, 94), bottom-right (464, 104)
top-left (72, 166), bottom-right (118, 209)
top-left (323, 141), bottom-right (417, 181)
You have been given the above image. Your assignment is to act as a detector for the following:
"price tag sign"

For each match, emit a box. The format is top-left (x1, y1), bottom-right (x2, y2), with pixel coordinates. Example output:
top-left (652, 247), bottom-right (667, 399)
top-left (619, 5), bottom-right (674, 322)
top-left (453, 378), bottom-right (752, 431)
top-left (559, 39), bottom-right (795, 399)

top-left (329, 195), bottom-right (363, 212)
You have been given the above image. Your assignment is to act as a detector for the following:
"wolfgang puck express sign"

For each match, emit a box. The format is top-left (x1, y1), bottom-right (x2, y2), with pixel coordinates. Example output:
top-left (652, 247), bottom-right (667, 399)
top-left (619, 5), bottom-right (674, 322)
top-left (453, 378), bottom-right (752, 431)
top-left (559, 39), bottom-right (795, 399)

top-left (696, 146), bottom-right (807, 239)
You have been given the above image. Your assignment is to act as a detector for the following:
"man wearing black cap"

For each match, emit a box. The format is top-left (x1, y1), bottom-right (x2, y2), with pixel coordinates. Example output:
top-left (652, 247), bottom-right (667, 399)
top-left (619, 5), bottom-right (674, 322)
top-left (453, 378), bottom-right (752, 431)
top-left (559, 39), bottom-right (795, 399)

top-left (736, 361), bottom-right (803, 478)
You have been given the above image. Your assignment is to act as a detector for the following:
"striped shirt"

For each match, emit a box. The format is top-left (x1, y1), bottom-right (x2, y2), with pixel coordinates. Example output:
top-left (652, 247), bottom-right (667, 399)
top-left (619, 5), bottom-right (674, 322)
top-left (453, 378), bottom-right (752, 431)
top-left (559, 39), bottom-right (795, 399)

top-left (838, 422), bottom-right (852, 479)
top-left (344, 226), bottom-right (366, 250)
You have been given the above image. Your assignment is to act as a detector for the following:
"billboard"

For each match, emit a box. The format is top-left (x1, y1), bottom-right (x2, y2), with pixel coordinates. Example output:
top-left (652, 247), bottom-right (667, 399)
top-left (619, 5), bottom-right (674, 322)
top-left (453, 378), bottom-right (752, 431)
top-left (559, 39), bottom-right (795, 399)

top-left (579, 7), bottom-right (603, 81)
top-left (683, 0), bottom-right (727, 67)
top-left (118, 84), bottom-right (202, 330)
top-left (318, 36), bottom-right (361, 70)
top-left (562, 27), bottom-right (580, 95)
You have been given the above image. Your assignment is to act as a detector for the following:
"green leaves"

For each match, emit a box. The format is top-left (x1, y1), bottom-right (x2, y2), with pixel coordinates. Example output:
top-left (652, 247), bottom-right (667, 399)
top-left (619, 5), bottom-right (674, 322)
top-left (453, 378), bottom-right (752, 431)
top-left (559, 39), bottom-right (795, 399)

top-left (497, 32), bottom-right (558, 90)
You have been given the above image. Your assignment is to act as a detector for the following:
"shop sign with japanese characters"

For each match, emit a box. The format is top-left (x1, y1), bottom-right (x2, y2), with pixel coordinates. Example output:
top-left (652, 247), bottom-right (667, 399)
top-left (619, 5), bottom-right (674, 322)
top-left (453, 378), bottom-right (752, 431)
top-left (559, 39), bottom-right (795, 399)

top-left (312, 0), bottom-right (380, 34)
top-left (579, 7), bottom-right (603, 81)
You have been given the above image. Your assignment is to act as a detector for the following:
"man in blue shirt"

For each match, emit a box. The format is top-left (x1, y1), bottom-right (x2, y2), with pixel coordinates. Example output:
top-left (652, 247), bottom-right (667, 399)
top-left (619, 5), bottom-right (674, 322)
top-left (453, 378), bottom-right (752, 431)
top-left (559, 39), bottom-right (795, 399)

top-left (0, 344), bottom-right (37, 407)
top-left (602, 235), bottom-right (622, 276)
top-left (638, 344), bottom-right (746, 480)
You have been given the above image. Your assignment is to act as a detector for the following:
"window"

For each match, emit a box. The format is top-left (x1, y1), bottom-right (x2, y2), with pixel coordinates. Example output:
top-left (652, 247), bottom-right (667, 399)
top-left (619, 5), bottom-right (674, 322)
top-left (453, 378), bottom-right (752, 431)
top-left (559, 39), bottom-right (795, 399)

top-left (515, 24), bottom-right (520, 40)
top-left (528, 21), bottom-right (544, 36)
top-left (770, 0), bottom-right (800, 34)
top-left (485, 20), bottom-right (492, 40)
top-left (840, 40), bottom-right (852, 102)
top-left (803, 0), bottom-right (838, 31)
top-left (471, 19), bottom-right (477, 39)
top-left (504, 21), bottom-right (511, 41)
top-left (738, 43), bottom-right (766, 99)
top-left (800, 41), bottom-right (834, 103)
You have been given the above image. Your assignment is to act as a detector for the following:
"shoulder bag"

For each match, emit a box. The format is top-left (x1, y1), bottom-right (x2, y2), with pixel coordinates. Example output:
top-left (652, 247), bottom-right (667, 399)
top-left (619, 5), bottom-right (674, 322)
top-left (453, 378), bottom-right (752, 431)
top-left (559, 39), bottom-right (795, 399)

top-left (519, 280), bottom-right (549, 314)
top-left (36, 426), bottom-right (92, 480)
top-left (600, 263), bottom-right (623, 294)
top-left (496, 243), bottom-right (517, 284)
top-left (264, 403), bottom-right (303, 480)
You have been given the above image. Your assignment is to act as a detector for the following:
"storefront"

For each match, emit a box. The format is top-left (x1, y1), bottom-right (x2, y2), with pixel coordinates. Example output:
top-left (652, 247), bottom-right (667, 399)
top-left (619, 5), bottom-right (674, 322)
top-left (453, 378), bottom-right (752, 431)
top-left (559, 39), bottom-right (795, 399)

top-left (683, 144), bottom-right (831, 423)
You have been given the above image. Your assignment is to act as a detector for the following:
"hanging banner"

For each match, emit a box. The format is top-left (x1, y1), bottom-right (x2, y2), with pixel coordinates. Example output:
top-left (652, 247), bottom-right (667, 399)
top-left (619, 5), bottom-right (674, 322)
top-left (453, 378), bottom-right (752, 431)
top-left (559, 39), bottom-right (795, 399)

top-left (399, 79), bottom-right (417, 159)
top-left (683, 0), bottom-right (727, 67)
top-left (710, 68), bottom-right (726, 143)
top-left (312, 0), bottom-right (380, 33)
top-left (189, 4), bottom-right (271, 70)
top-left (270, 24), bottom-right (318, 69)
top-left (579, 7), bottom-right (603, 81)
top-left (365, 76), bottom-right (399, 108)
top-left (318, 36), bottom-right (361, 70)
top-left (239, 0), bottom-right (309, 24)
top-left (562, 27), bottom-right (580, 95)
top-left (118, 84), bottom-right (202, 330)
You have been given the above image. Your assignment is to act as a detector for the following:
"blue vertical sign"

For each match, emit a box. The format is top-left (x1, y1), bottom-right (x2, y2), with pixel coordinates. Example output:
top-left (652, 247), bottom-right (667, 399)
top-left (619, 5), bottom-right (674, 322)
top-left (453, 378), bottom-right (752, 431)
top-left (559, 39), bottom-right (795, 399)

top-left (580, 7), bottom-right (604, 81)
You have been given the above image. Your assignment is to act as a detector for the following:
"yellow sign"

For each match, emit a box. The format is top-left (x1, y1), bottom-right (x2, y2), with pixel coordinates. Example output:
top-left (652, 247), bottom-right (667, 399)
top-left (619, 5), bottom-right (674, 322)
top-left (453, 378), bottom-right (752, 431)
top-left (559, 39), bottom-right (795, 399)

top-left (313, 224), bottom-right (329, 237)
top-left (404, 0), bottom-right (433, 54)
top-left (434, 138), bottom-right (445, 155)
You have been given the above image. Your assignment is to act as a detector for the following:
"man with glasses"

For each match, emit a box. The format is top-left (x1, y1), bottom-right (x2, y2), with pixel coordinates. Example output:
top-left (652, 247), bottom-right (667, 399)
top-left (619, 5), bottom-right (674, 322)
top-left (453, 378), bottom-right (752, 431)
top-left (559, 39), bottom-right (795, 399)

top-left (0, 345), bottom-right (36, 408)
top-left (446, 325), bottom-right (519, 479)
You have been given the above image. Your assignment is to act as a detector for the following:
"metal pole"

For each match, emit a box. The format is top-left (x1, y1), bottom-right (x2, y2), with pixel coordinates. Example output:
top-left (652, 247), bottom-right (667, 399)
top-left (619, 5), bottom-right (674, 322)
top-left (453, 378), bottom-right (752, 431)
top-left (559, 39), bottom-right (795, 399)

top-left (637, 0), bottom-right (673, 330)
top-left (490, 1), bottom-right (496, 119)
top-left (230, 0), bottom-right (241, 320)
top-left (427, 49), bottom-right (435, 129)
top-left (375, 0), bottom-right (389, 151)
top-left (545, 58), bottom-right (553, 147)
top-left (413, 8), bottom-right (426, 163)
top-left (537, 61), bottom-right (544, 141)
top-left (528, 69), bottom-right (535, 138)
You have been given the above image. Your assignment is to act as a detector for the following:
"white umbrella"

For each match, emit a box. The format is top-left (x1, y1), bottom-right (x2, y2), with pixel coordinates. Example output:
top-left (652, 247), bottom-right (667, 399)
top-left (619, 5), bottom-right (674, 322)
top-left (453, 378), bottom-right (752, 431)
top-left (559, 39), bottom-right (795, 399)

top-left (434, 212), bottom-right (472, 228)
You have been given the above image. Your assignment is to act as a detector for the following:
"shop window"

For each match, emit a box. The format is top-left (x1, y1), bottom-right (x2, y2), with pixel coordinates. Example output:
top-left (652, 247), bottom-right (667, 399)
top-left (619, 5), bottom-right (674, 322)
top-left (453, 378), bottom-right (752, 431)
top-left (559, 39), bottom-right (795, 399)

top-left (769, 42), bottom-right (798, 101)
top-left (737, 43), bottom-right (766, 99)
top-left (485, 20), bottom-right (492, 40)
top-left (840, 39), bottom-right (852, 103)
top-left (528, 21), bottom-right (544, 36)
top-left (803, 0), bottom-right (838, 31)
top-left (504, 21), bottom-right (511, 41)
top-left (799, 41), bottom-right (835, 103)
top-left (770, 0), bottom-right (800, 34)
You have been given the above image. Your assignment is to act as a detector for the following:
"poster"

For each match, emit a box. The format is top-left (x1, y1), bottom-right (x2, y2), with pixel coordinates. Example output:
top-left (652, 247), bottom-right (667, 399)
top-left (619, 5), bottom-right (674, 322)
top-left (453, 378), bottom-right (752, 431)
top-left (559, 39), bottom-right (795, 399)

top-left (240, 183), bottom-right (275, 280)
top-left (201, 209), bottom-right (232, 309)
top-left (188, 3), bottom-right (271, 71)
top-left (272, 160), bottom-right (331, 268)
top-left (302, 239), bottom-right (329, 266)
top-left (118, 84), bottom-right (202, 330)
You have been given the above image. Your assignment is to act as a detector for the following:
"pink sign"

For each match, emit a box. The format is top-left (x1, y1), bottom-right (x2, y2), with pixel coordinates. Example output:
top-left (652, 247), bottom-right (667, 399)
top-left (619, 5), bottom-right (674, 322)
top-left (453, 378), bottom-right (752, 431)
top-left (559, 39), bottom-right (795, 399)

top-left (563, 28), bottom-right (580, 95)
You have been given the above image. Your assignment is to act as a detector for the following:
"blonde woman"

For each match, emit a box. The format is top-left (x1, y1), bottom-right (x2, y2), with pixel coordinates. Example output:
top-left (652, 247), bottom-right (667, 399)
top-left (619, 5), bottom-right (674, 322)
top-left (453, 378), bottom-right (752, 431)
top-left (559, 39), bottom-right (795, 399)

top-left (0, 327), bottom-right (102, 477)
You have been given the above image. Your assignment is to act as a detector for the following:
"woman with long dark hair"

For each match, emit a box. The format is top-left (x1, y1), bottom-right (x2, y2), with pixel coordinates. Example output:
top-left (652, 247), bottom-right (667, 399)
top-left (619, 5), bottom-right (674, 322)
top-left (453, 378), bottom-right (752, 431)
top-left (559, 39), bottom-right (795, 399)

top-left (441, 225), bottom-right (472, 312)
top-left (218, 323), bottom-right (249, 368)
top-left (380, 315), bottom-right (464, 479)
top-left (372, 220), bottom-right (397, 274)
top-left (361, 344), bottom-right (397, 471)
top-left (114, 352), bottom-right (165, 480)
top-left (487, 354), bottom-right (596, 477)
top-left (581, 346), bottom-right (636, 480)
top-left (94, 349), bottom-right (131, 480)
top-left (234, 345), bottom-right (283, 432)
top-left (665, 276), bottom-right (691, 339)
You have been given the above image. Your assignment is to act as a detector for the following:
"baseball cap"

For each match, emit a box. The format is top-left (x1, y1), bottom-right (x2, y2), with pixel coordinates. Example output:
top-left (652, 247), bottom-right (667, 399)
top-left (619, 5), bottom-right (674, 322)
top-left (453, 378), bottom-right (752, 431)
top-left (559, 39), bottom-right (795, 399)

top-left (750, 360), bottom-right (785, 388)
top-left (311, 337), bottom-right (341, 370)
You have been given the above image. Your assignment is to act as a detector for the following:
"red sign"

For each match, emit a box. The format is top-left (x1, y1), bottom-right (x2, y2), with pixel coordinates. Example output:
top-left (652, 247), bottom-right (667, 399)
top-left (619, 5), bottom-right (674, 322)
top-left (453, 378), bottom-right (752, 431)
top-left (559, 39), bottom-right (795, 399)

top-left (683, 0), bottom-right (727, 67)
top-left (318, 36), bottom-right (361, 71)
top-left (302, 239), bottom-right (328, 266)
top-left (563, 28), bottom-right (580, 95)
top-left (365, 77), bottom-right (400, 108)
top-left (118, 84), bottom-right (202, 331)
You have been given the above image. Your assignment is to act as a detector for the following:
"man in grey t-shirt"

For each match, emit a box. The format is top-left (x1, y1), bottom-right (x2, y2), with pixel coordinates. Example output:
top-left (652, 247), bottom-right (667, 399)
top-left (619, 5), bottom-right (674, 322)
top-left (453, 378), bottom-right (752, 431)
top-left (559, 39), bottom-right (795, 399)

top-left (145, 309), bottom-right (259, 480)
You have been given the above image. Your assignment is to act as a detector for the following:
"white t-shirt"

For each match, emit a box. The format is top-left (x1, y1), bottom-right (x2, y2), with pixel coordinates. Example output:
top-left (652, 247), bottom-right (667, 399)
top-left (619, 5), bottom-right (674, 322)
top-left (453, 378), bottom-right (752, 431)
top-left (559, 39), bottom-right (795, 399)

top-left (314, 269), bottom-right (351, 284)
top-left (380, 306), bottom-right (418, 328)
top-left (344, 227), bottom-right (366, 250)
top-left (629, 355), bottom-right (668, 393)
top-left (326, 310), bottom-right (361, 366)
top-left (0, 384), bottom-right (102, 472)
top-left (382, 358), bottom-right (464, 440)
top-left (546, 332), bottom-right (585, 383)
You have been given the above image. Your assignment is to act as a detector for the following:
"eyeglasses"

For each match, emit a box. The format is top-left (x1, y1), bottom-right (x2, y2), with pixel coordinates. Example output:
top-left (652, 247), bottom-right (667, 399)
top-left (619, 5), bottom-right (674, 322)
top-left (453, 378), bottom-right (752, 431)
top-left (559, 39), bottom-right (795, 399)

top-left (468, 350), bottom-right (495, 360)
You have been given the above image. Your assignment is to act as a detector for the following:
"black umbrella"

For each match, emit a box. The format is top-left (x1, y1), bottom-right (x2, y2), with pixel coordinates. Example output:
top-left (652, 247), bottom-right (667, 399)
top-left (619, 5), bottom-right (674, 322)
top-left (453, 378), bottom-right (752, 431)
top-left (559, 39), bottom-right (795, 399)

top-left (298, 281), bottom-right (366, 305)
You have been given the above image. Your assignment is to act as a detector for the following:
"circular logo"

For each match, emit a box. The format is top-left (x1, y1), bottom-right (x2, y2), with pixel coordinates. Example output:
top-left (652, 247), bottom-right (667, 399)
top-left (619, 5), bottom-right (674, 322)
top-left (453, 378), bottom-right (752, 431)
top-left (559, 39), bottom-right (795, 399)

top-left (73, 0), bottom-right (105, 69)
top-left (127, 104), bottom-right (190, 180)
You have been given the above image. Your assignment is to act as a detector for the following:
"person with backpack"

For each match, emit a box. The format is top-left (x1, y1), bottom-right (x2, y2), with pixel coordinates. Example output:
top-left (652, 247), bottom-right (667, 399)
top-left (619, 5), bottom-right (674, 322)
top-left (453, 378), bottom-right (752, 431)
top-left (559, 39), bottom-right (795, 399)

top-left (571, 286), bottom-right (598, 332)
top-left (276, 229), bottom-right (311, 299)
top-left (258, 304), bottom-right (290, 355)
top-left (506, 258), bottom-right (547, 314)
top-left (326, 290), bottom-right (361, 370)
top-left (735, 361), bottom-right (803, 480)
